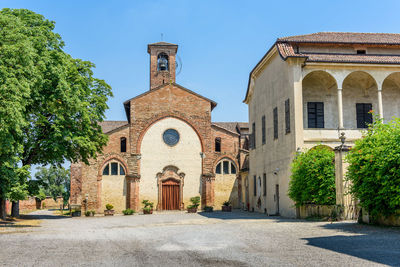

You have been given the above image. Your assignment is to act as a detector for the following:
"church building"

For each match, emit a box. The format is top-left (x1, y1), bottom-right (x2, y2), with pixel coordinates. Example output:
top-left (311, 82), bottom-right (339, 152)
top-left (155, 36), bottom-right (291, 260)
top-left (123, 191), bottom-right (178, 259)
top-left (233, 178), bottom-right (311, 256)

top-left (70, 42), bottom-right (248, 213)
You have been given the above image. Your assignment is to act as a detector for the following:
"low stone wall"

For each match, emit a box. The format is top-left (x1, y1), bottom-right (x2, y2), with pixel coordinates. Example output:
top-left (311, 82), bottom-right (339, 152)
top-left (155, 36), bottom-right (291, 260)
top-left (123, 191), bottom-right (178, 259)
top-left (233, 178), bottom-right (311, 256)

top-left (361, 210), bottom-right (400, 227)
top-left (6, 196), bottom-right (63, 214)
top-left (297, 204), bottom-right (336, 219)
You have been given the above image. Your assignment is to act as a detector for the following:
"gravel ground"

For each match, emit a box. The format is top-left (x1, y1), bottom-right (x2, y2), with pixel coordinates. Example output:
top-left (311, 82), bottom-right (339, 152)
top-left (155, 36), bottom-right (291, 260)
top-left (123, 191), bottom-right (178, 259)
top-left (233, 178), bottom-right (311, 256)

top-left (0, 209), bottom-right (399, 267)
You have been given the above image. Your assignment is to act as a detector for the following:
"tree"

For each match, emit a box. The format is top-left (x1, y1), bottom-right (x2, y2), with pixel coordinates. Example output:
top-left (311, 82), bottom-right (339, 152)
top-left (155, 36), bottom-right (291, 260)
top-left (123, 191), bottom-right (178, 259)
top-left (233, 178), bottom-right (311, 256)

top-left (35, 166), bottom-right (70, 207)
top-left (0, 10), bottom-right (36, 220)
top-left (0, 9), bottom-right (112, 217)
top-left (288, 145), bottom-right (336, 207)
top-left (346, 118), bottom-right (400, 218)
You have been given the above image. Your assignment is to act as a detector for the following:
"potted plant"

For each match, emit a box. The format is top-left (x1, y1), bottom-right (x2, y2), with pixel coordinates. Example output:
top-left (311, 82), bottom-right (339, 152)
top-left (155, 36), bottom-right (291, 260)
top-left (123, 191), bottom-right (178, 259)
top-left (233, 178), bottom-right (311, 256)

top-left (104, 204), bottom-right (115, 216)
top-left (222, 201), bottom-right (232, 212)
top-left (122, 208), bottom-right (135, 215)
top-left (70, 204), bottom-right (81, 217)
top-left (142, 200), bottom-right (154, 214)
top-left (85, 210), bottom-right (95, 217)
top-left (203, 206), bottom-right (213, 212)
top-left (187, 196), bottom-right (200, 213)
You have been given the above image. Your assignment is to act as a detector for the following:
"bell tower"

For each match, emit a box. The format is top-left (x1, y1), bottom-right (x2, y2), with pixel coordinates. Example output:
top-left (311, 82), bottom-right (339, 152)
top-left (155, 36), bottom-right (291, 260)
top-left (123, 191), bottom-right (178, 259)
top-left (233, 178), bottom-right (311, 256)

top-left (147, 42), bottom-right (178, 90)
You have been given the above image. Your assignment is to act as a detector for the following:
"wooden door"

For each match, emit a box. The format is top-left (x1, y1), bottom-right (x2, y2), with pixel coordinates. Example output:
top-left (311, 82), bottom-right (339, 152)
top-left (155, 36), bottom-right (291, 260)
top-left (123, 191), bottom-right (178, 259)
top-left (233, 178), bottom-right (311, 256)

top-left (275, 184), bottom-right (280, 215)
top-left (162, 179), bottom-right (180, 210)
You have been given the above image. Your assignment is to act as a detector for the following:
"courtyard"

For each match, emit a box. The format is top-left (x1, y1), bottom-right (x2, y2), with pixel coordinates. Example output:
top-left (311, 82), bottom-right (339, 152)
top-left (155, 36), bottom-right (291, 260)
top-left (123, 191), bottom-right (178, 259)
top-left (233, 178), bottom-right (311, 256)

top-left (0, 210), bottom-right (399, 266)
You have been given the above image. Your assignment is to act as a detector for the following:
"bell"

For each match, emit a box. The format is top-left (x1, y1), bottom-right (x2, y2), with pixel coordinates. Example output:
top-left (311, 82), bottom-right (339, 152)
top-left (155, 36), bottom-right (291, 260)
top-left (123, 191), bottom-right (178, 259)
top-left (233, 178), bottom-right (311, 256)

top-left (158, 57), bottom-right (168, 71)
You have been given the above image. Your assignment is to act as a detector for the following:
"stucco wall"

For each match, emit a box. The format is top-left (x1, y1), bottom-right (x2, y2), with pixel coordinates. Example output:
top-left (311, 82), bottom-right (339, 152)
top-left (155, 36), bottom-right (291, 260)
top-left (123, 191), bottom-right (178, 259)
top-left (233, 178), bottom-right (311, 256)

top-left (140, 117), bottom-right (202, 208)
top-left (101, 173), bottom-right (126, 213)
top-left (248, 52), bottom-right (297, 218)
top-left (214, 173), bottom-right (238, 209)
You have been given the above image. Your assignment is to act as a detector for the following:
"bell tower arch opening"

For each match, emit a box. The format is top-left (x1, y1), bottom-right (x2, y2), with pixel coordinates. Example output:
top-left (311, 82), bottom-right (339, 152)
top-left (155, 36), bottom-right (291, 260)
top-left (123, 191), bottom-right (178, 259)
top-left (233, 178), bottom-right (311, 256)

top-left (147, 42), bottom-right (178, 90)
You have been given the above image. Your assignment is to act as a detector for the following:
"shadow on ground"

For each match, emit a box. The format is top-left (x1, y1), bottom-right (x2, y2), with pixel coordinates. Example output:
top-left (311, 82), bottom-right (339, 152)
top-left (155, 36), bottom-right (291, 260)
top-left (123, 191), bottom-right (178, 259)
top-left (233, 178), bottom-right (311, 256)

top-left (197, 210), bottom-right (294, 222)
top-left (303, 222), bottom-right (400, 266)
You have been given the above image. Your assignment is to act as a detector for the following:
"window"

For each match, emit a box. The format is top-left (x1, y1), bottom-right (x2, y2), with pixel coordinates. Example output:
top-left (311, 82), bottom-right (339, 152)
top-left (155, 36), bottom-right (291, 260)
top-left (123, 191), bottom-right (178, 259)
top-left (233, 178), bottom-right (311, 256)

top-left (356, 103), bottom-right (373, 128)
top-left (102, 165), bottom-right (109, 175)
top-left (258, 177), bottom-right (262, 197)
top-left (231, 163), bottom-right (236, 174)
top-left (111, 162), bottom-right (118, 175)
top-left (263, 173), bottom-right (266, 196)
top-left (120, 165), bottom-right (125, 175)
top-left (120, 137), bottom-right (126, 153)
top-left (223, 161), bottom-right (229, 174)
top-left (216, 163), bottom-right (221, 174)
top-left (215, 138), bottom-right (221, 152)
top-left (102, 162), bottom-right (125, 176)
top-left (273, 107), bottom-right (278, 139)
top-left (163, 129), bottom-right (180, 146)
top-left (262, 115), bottom-right (266, 144)
top-left (253, 175), bottom-right (257, 196)
top-left (307, 102), bottom-right (324, 128)
top-left (285, 99), bottom-right (290, 134)
top-left (216, 160), bottom-right (237, 175)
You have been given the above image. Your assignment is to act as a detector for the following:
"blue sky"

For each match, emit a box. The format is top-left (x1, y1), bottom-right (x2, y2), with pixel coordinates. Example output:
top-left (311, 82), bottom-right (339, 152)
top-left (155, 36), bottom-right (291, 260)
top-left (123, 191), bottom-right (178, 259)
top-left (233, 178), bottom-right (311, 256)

top-left (1, 0), bottom-right (400, 123)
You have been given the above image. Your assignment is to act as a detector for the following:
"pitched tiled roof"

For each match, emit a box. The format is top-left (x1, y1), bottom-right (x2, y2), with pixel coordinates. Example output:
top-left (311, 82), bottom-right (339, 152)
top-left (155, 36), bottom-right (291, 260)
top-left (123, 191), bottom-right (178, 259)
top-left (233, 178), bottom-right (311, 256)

top-left (244, 32), bottom-right (400, 103)
top-left (278, 32), bottom-right (400, 45)
top-left (99, 121), bottom-right (128, 134)
top-left (237, 122), bottom-right (249, 129)
top-left (124, 83), bottom-right (217, 110)
top-left (148, 41), bottom-right (177, 46)
top-left (212, 122), bottom-right (239, 134)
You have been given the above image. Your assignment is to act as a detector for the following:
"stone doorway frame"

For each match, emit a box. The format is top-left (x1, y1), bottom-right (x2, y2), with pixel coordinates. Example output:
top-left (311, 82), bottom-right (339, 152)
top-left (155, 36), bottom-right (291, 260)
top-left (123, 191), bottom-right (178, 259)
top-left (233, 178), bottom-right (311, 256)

top-left (156, 166), bottom-right (185, 211)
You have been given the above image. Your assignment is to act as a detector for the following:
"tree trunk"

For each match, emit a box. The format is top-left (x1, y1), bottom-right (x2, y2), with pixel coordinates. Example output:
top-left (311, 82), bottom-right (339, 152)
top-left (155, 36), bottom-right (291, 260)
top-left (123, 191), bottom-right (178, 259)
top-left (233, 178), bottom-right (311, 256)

top-left (11, 201), bottom-right (19, 218)
top-left (0, 198), bottom-right (6, 220)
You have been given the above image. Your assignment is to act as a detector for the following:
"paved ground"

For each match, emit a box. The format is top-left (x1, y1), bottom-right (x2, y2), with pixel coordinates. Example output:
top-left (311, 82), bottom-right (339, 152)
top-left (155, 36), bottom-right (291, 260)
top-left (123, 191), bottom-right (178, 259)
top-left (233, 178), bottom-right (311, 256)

top-left (1, 210), bottom-right (400, 266)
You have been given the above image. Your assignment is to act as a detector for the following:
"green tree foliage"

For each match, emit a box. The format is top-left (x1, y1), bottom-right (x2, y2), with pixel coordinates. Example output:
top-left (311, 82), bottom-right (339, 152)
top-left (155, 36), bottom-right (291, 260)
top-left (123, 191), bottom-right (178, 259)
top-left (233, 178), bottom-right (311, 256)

top-left (0, 8), bottom-right (36, 219)
top-left (346, 118), bottom-right (400, 218)
top-left (35, 166), bottom-right (70, 203)
top-left (288, 146), bottom-right (336, 207)
top-left (0, 8), bottom-right (112, 217)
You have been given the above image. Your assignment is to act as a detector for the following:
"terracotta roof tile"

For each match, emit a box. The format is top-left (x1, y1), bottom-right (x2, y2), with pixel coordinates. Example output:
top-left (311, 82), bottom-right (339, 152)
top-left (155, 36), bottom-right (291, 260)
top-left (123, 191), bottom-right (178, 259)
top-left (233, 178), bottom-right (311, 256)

top-left (278, 32), bottom-right (400, 45)
top-left (99, 121), bottom-right (128, 133)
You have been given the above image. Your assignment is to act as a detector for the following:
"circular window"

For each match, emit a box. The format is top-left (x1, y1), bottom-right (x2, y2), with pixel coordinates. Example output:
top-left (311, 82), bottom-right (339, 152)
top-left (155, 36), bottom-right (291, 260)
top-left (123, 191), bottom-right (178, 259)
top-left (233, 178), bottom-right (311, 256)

top-left (163, 129), bottom-right (180, 146)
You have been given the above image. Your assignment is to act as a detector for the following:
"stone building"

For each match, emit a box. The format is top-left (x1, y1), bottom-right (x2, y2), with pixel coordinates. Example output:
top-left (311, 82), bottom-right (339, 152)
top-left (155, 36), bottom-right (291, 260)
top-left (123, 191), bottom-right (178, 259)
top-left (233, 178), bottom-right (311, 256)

top-left (70, 42), bottom-right (248, 213)
top-left (243, 32), bottom-right (400, 217)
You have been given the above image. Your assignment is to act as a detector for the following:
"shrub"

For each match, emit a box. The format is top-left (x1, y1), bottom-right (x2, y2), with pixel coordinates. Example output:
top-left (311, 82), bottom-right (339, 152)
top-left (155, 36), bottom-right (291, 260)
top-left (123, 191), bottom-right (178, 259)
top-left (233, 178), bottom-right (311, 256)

top-left (223, 201), bottom-right (231, 207)
top-left (288, 145), bottom-right (336, 207)
top-left (189, 196), bottom-right (200, 208)
top-left (105, 204), bottom-right (113, 210)
top-left (85, 210), bottom-right (95, 216)
top-left (122, 208), bottom-right (135, 215)
top-left (346, 118), bottom-right (400, 218)
top-left (142, 200), bottom-right (154, 213)
top-left (203, 206), bottom-right (213, 212)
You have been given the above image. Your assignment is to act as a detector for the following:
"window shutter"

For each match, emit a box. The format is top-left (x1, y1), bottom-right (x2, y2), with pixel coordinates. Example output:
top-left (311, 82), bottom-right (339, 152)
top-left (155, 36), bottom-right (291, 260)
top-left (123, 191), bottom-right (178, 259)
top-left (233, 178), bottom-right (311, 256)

top-left (273, 107), bottom-right (278, 139)
top-left (285, 99), bottom-right (290, 134)
top-left (316, 102), bottom-right (324, 128)
top-left (356, 103), bottom-right (373, 128)
top-left (263, 173), bottom-right (266, 196)
top-left (365, 103), bottom-right (373, 125)
top-left (308, 102), bottom-right (324, 128)
top-left (262, 115), bottom-right (266, 144)
top-left (253, 176), bottom-right (257, 196)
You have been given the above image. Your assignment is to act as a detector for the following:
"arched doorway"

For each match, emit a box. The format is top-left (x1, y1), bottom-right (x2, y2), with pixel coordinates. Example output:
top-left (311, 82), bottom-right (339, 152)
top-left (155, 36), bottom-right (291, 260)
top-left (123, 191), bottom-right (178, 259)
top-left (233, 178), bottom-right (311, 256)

top-left (156, 166), bottom-right (185, 211)
top-left (162, 178), bottom-right (180, 210)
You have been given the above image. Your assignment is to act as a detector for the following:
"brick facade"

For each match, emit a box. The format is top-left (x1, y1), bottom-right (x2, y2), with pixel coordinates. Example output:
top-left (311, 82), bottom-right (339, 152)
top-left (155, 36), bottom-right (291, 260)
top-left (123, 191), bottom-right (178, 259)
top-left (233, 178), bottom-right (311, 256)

top-left (70, 42), bottom-right (248, 213)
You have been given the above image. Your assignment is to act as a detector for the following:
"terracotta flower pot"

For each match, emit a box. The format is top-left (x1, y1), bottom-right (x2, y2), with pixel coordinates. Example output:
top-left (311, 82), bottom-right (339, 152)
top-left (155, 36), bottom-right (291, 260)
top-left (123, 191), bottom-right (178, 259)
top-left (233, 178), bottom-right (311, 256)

top-left (187, 207), bottom-right (198, 213)
top-left (104, 209), bottom-right (115, 216)
top-left (222, 206), bottom-right (232, 212)
top-left (143, 209), bottom-right (153, 214)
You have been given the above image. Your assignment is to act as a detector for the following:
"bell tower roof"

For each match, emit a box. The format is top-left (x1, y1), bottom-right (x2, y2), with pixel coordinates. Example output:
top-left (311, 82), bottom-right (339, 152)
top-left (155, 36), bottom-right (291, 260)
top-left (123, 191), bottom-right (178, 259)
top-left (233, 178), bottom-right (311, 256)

top-left (147, 42), bottom-right (178, 53)
top-left (147, 41), bottom-right (178, 90)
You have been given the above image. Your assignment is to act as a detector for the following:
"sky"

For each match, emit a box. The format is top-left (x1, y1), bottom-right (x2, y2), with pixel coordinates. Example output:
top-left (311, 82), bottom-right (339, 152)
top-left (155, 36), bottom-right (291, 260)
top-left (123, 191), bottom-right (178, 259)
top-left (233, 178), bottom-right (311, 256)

top-left (2, 0), bottom-right (400, 124)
